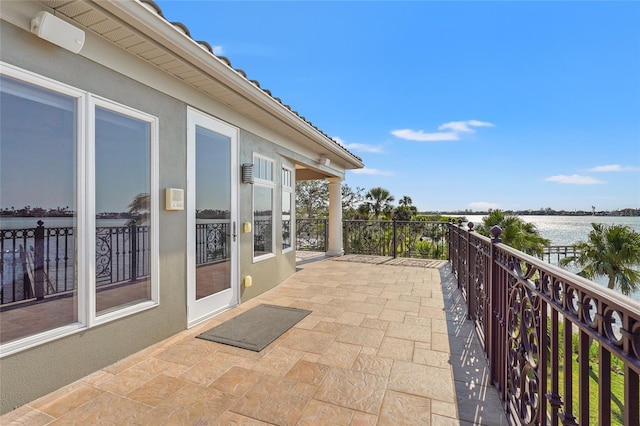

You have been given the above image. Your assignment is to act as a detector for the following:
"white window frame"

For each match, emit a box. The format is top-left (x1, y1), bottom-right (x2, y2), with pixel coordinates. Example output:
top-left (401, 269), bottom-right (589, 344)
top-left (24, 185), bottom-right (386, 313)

top-left (281, 166), bottom-right (294, 254)
top-left (252, 153), bottom-right (275, 262)
top-left (0, 62), bottom-right (159, 357)
top-left (87, 96), bottom-right (159, 327)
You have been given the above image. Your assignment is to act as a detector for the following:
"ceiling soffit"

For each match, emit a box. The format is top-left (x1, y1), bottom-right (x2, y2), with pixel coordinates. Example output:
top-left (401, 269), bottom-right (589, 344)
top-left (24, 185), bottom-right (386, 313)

top-left (36, 0), bottom-right (363, 169)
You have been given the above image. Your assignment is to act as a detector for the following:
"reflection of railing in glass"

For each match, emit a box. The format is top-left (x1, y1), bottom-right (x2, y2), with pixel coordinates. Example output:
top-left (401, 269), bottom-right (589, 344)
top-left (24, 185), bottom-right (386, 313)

top-left (195, 222), bottom-right (229, 264)
top-left (1, 221), bottom-right (236, 305)
top-left (1, 221), bottom-right (151, 305)
top-left (282, 220), bottom-right (291, 250)
top-left (95, 224), bottom-right (149, 286)
top-left (253, 219), bottom-right (272, 255)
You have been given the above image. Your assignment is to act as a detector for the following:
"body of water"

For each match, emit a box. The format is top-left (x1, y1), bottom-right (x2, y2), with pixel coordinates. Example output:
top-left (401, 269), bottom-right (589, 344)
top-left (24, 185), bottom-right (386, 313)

top-left (459, 214), bottom-right (640, 302)
top-left (461, 214), bottom-right (640, 246)
top-left (0, 217), bottom-right (129, 229)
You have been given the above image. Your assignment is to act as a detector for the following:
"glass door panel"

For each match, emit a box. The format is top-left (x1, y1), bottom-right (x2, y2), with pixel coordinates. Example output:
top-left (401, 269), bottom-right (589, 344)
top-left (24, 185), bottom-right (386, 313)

top-left (187, 108), bottom-right (238, 326)
top-left (195, 126), bottom-right (231, 299)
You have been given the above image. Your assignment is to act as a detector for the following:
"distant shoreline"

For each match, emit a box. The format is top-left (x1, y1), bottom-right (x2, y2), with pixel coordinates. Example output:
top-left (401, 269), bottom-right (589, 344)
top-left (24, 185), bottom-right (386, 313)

top-left (423, 209), bottom-right (639, 217)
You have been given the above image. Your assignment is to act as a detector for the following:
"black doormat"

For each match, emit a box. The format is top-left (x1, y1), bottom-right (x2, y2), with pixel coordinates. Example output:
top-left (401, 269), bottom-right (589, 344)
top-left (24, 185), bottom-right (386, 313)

top-left (196, 304), bottom-right (312, 352)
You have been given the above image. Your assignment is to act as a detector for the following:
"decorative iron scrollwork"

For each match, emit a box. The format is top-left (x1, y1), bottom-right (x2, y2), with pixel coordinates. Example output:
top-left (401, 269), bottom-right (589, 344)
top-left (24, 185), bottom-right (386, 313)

top-left (95, 227), bottom-right (118, 283)
top-left (507, 276), bottom-right (542, 425)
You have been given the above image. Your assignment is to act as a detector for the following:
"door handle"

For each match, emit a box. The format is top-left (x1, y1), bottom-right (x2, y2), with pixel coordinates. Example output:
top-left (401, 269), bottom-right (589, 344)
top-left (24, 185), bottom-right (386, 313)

top-left (232, 221), bottom-right (237, 242)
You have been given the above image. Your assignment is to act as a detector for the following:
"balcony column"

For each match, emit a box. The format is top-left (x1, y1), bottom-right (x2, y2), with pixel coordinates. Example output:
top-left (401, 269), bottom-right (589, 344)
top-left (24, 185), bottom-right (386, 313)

top-left (326, 177), bottom-right (344, 256)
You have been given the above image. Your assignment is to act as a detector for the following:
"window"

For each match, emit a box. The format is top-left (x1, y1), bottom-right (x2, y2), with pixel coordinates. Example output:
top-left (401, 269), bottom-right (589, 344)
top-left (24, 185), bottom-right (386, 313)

top-left (0, 71), bottom-right (80, 348)
top-left (282, 167), bottom-right (293, 252)
top-left (92, 101), bottom-right (156, 319)
top-left (253, 154), bottom-right (274, 260)
top-left (0, 63), bottom-right (158, 356)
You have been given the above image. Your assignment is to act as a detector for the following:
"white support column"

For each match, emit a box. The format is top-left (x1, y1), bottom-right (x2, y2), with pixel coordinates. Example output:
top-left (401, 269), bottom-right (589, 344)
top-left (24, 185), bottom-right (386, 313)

top-left (327, 177), bottom-right (344, 256)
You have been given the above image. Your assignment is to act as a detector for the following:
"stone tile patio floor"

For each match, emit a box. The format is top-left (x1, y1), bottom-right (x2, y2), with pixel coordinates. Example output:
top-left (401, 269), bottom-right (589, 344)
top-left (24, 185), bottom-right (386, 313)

top-left (2, 255), bottom-right (507, 425)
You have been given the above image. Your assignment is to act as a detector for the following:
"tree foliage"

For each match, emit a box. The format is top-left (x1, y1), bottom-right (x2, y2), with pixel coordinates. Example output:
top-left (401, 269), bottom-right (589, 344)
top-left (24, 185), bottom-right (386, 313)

top-left (560, 223), bottom-right (640, 295)
top-left (362, 187), bottom-right (395, 219)
top-left (391, 206), bottom-right (414, 221)
top-left (126, 193), bottom-right (150, 225)
top-left (295, 181), bottom-right (366, 219)
top-left (295, 180), bottom-right (329, 219)
top-left (399, 195), bottom-right (413, 207)
top-left (342, 184), bottom-right (366, 219)
top-left (475, 210), bottom-right (550, 257)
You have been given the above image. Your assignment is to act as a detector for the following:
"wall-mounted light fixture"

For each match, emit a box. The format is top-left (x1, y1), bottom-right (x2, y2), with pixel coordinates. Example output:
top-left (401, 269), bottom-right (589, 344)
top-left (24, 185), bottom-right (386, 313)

top-left (242, 163), bottom-right (254, 184)
top-left (31, 11), bottom-right (85, 54)
top-left (319, 155), bottom-right (330, 166)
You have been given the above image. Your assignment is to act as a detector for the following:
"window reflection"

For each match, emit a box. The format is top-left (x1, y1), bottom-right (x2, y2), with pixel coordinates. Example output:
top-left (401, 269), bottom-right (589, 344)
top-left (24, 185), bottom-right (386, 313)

top-left (0, 75), bottom-right (78, 344)
top-left (95, 106), bottom-right (151, 315)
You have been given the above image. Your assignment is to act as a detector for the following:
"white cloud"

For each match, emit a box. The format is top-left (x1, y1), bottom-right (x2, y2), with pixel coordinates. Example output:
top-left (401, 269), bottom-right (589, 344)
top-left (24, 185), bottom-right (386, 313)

top-left (392, 120), bottom-right (494, 142)
top-left (212, 45), bottom-right (224, 55)
top-left (468, 201), bottom-right (501, 210)
top-left (390, 129), bottom-right (460, 141)
top-left (588, 164), bottom-right (640, 172)
top-left (438, 120), bottom-right (495, 133)
top-left (351, 167), bottom-right (393, 176)
top-left (467, 120), bottom-right (495, 128)
top-left (332, 137), bottom-right (383, 153)
top-left (545, 175), bottom-right (605, 184)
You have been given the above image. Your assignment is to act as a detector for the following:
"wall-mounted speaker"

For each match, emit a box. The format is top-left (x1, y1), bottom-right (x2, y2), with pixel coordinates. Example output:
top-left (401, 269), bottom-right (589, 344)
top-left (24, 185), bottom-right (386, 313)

top-left (165, 188), bottom-right (184, 211)
top-left (31, 11), bottom-right (85, 54)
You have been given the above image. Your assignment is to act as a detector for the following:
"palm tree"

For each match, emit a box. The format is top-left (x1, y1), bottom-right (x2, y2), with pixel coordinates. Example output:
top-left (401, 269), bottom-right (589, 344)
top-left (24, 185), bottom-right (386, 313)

top-left (126, 193), bottom-right (150, 226)
top-left (476, 210), bottom-right (550, 257)
top-left (363, 187), bottom-right (395, 219)
top-left (399, 195), bottom-right (413, 207)
top-left (560, 223), bottom-right (640, 295)
top-left (394, 195), bottom-right (418, 221)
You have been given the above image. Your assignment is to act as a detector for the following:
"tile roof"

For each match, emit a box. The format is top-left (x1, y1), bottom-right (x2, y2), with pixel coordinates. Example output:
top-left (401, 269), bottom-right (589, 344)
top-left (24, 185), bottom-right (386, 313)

top-left (140, 0), bottom-right (362, 163)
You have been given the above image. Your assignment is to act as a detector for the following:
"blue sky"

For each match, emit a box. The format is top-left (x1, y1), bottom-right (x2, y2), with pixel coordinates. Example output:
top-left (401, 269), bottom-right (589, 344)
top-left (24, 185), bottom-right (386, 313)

top-left (157, 1), bottom-right (640, 212)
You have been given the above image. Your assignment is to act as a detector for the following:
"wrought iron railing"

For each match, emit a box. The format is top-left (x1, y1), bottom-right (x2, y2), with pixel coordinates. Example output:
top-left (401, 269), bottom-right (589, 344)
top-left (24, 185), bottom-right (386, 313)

top-left (449, 222), bottom-right (640, 425)
top-left (296, 218), bottom-right (328, 252)
top-left (343, 220), bottom-right (448, 259)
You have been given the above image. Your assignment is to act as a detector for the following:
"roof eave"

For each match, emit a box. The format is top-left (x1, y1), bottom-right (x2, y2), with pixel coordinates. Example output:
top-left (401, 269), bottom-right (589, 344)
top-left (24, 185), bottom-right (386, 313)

top-left (95, 0), bottom-right (364, 169)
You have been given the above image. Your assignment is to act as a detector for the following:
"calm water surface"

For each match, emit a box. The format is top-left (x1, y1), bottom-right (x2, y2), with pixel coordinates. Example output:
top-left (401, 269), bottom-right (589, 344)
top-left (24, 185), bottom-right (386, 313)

top-left (462, 215), bottom-right (640, 246)
top-left (461, 215), bottom-right (640, 301)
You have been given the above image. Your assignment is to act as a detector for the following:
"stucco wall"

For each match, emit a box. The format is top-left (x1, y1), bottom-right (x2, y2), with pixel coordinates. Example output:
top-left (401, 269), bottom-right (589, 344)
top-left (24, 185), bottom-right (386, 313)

top-left (238, 130), bottom-right (297, 302)
top-left (0, 21), bottom-right (188, 414)
top-left (0, 17), bottom-right (299, 413)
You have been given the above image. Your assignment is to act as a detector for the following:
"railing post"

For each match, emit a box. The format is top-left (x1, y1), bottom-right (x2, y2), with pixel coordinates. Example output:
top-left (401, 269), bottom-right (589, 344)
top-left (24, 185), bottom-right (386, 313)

top-left (488, 225), bottom-right (505, 400)
top-left (466, 222), bottom-right (475, 320)
top-left (458, 219), bottom-right (464, 291)
top-left (34, 220), bottom-right (45, 300)
top-left (343, 220), bottom-right (349, 255)
top-left (447, 219), bottom-right (452, 263)
top-left (323, 218), bottom-right (328, 252)
top-left (392, 220), bottom-right (397, 259)
top-left (129, 223), bottom-right (137, 282)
